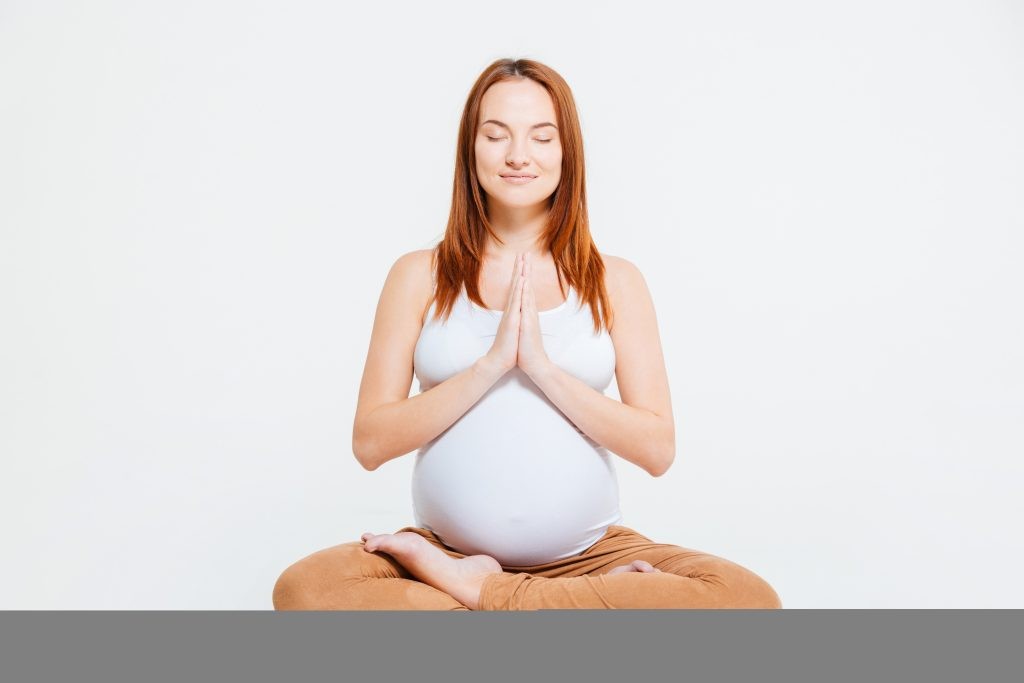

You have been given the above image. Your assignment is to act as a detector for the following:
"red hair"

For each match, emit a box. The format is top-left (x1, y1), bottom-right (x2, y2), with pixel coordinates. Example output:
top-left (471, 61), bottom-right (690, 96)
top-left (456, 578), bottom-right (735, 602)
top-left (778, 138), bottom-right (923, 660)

top-left (427, 57), bottom-right (614, 336)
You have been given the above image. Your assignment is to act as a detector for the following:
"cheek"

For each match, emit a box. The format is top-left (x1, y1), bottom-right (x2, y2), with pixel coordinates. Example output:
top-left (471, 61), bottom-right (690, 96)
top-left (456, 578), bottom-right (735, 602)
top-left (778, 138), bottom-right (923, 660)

top-left (541, 144), bottom-right (562, 166)
top-left (542, 150), bottom-right (563, 178)
top-left (475, 140), bottom-right (500, 164)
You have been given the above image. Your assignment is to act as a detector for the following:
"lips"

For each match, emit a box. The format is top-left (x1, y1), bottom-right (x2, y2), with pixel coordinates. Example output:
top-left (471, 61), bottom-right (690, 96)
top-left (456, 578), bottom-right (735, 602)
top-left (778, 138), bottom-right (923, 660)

top-left (500, 174), bottom-right (537, 178)
top-left (500, 174), bottom-right (537, 185)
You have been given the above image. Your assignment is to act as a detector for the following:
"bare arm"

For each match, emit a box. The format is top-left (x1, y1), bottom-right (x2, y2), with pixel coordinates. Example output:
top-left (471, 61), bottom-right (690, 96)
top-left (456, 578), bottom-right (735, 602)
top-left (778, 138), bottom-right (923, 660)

top-left (528, 362), bottom-right (671, 475)
top-left (354, 356), bottom-right (505, 470)
top-left (527, 364), bottom-right (673, 476)
top-left (525, 256), bottom-right (675, 477)
top-left (351, 250), bottom-right (505, 471)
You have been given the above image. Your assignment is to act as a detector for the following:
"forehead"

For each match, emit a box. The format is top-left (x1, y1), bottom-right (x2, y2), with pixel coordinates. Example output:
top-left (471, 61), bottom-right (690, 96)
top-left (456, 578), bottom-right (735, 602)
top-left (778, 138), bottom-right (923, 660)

top-left (478, 79), bottom-right (556, 125)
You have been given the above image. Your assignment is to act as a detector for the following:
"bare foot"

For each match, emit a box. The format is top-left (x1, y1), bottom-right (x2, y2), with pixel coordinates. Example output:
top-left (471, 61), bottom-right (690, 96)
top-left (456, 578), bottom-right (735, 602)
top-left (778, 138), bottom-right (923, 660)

top-left (607, 559), bottom-right (663, 575)
top-left (361, 531), bottom-right (504, 610)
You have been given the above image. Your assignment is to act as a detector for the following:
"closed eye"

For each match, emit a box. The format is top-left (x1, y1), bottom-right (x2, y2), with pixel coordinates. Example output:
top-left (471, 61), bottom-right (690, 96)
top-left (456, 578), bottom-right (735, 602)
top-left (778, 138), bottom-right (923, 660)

top-left (486, 136), bottom-right (552, 143)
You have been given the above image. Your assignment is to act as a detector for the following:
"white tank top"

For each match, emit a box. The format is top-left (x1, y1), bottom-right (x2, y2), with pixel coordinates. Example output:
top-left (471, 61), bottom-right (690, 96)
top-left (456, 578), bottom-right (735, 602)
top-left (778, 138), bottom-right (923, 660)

top-left (411, 281), bottom-right (624, 566)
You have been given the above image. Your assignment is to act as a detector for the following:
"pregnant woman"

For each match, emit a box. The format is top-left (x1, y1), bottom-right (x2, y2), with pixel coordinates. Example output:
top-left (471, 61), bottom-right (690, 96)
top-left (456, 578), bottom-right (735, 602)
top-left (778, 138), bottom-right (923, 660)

top-left (272, 58), bottom-right (782, 610)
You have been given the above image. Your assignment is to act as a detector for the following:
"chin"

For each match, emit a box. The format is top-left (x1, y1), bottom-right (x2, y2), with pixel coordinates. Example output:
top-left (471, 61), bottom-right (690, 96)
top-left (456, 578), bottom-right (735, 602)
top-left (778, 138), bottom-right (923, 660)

top-left (492, 194), bottom-right (551, 208)
top-left (486, 184), bottom-right (557, 203)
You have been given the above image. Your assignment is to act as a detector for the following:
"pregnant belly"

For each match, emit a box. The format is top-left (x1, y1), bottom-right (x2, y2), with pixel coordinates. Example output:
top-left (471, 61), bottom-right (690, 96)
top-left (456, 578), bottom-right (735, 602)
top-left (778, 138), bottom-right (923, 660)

top-left (410, 415), bottom-right (623, 566)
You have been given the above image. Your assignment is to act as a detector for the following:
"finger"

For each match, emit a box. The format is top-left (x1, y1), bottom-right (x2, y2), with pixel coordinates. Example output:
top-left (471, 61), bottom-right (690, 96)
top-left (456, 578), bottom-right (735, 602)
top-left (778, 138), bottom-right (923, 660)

top-left (513, 272), bottom-right (525, 314)
top-left (518, 276), bottom-right (528, 320)
top-left (506, 253), bottom-right (521, 313)
top-left (508, 253), bottom-right (520, 296)
top-left (525, 257), bottom-right (533, 305)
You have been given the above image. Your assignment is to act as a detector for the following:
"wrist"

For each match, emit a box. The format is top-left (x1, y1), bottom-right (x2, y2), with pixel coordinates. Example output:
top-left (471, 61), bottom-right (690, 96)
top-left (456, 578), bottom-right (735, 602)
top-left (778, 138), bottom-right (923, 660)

top-left (524, 357), bottom-right (556, 384)
top-left (474, 355), bottom-right (508, 383)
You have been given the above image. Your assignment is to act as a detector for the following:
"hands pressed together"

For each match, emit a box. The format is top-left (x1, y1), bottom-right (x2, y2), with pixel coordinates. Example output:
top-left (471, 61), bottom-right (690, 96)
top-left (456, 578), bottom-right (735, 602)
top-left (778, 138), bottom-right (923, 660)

top-left (483, 252), bottom-right (551, 380)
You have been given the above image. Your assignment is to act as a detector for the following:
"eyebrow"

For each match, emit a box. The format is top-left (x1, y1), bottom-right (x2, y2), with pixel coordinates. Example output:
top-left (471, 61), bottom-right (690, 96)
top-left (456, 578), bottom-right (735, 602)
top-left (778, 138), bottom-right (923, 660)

top-left (480, 119), bottom-right (558, 131)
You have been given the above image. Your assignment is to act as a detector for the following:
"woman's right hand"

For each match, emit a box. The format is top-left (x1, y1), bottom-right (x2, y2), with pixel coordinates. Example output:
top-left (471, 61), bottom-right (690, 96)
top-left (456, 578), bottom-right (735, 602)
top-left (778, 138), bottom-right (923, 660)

top-left (483, 252), bottom-right (526, 375)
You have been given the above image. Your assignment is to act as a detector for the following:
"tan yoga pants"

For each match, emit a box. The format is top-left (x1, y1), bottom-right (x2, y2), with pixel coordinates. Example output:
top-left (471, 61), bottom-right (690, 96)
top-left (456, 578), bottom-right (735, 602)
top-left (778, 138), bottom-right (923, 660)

top-left (273, 524), bottom-right (782, 610)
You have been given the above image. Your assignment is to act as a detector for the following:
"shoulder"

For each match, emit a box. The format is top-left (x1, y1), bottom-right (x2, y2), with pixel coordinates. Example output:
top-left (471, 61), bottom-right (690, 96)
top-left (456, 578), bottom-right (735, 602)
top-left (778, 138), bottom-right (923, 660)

top-left (384, 249), bottom-right (436, 324)
top-left (390, 248), bottom-right (434, 275)
top-left (599, 252), bottom-right (655, 335)
top-left (600, 252), bottom-right (647, 300)
top-left (386, 249), bottom-right (435, 291)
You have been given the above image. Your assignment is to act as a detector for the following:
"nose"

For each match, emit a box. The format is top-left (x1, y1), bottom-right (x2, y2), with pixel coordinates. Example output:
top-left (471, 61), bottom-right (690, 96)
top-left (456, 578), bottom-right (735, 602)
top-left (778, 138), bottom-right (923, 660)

top-left (505, 139), bottom-right (531, 168)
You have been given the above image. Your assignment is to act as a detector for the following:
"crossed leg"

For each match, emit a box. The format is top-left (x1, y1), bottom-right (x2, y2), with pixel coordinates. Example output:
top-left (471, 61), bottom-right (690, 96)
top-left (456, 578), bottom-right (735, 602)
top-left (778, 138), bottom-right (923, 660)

top-left (477, 526), bottom-right (783, 610)
top-left (272, 537), bottom-right (471, 610)
top-left (272, 525), bottom-right (781, 610)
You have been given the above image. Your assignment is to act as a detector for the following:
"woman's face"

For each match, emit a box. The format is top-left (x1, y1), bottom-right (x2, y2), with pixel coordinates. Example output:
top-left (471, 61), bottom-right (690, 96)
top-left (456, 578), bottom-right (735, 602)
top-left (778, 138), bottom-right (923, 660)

top-left (474, 78), bottom-right (562, 209)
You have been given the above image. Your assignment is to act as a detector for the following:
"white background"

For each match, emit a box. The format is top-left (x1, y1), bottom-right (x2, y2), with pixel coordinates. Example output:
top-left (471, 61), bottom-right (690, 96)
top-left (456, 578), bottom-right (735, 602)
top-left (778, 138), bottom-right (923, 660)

top-left (1, 0), bottom-right (1021, 608)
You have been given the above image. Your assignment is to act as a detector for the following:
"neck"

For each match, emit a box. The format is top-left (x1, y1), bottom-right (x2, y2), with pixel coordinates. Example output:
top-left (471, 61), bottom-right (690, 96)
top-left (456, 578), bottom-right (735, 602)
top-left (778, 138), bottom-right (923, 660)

top-left (483, 204), bottom-right (549, 262)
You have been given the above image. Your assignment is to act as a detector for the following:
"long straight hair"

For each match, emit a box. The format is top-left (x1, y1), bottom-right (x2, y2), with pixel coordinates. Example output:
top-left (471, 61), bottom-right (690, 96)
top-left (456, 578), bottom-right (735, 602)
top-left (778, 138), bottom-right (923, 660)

top-left (427, 58), bottom-right (614, 336)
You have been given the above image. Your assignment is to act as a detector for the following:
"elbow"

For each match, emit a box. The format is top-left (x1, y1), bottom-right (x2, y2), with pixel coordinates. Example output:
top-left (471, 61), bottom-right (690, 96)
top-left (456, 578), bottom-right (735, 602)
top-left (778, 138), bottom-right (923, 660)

top-left (352, 407), bottom-right (390, 471)
top-left (351, 429), bottom-right (379, 472)
top-left (648, 431), bottom-right (676, 478)
top-left (648, 449), bottom-right (674, 477)
top-left (647, 454), bottom-right (671, 475)
top-left (353, 444), bottom-right (380, 472)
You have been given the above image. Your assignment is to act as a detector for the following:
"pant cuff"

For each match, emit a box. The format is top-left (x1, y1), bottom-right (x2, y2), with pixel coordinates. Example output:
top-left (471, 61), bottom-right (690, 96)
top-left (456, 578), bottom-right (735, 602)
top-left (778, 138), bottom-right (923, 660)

top-left (478, 572), bottom-right (530, 611)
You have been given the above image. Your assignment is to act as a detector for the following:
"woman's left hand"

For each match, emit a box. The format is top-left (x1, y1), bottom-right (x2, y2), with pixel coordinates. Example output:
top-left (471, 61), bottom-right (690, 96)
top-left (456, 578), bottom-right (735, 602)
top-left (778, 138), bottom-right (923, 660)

top-left (516, 253), bottom-right (552, 379)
